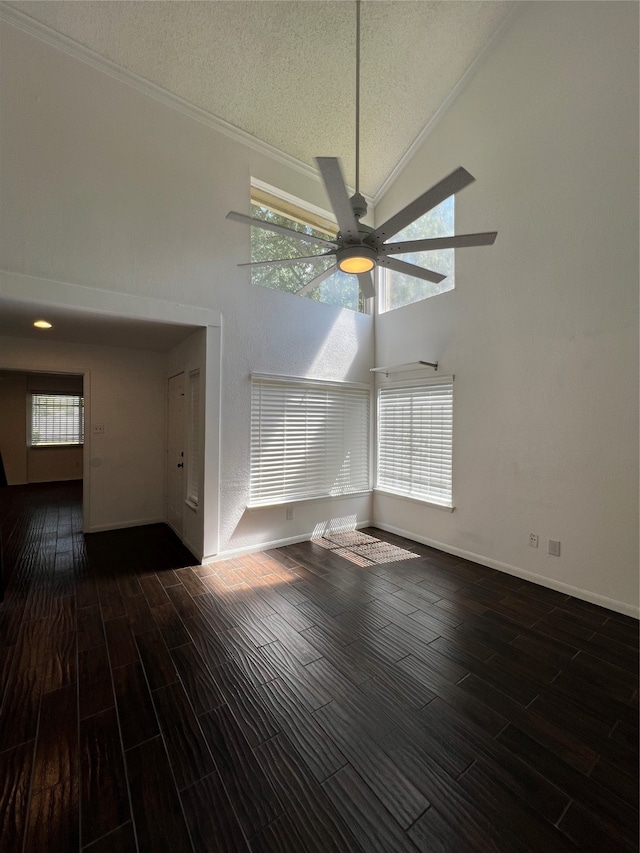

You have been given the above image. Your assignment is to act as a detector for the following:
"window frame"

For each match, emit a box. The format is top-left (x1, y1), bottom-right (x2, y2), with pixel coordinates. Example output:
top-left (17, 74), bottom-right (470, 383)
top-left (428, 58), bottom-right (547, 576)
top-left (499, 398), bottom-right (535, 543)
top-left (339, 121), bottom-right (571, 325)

top-left (248, 373), bottom-right (371, 508)
top-left (28, 392), bottom-right (85, 448)
top-left (252, 180), bottom-right (338, 237)
top-left (375, 376), bottom-right (454, 510)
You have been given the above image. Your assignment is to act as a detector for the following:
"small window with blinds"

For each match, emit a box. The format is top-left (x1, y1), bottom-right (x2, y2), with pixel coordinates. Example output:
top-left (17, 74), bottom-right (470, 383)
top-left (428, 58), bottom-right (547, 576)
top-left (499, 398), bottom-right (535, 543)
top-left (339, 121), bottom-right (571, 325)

top-left (29, 393), bottom-right (84, 447)
top-left (377, 381), bottom-right (453, 507)
top-left (186, 370), bottom-right (200, 508)
top-left (250, 376), bottom-right (370, 507)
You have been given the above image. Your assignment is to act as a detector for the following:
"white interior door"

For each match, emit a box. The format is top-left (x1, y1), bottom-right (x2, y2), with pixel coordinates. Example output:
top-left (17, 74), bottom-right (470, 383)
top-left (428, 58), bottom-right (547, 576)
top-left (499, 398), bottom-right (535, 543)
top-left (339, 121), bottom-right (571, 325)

top-left (167, 372), bottom-right (185, 537)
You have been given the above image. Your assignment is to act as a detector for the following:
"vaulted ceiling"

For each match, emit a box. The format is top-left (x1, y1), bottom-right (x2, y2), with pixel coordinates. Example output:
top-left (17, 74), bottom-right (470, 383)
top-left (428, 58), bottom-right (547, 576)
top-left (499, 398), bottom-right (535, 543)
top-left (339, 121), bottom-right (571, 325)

top-left (1, 1), bottom-right (514, 348)
top-left (6, 0), bottom-right (514, 199)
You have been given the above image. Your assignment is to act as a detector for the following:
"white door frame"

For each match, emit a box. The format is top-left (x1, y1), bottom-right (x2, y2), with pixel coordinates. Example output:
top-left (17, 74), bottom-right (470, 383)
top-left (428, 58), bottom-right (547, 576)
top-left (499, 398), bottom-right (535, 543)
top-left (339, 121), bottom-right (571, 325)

top-left (166, 371), bottom-right (186, 539)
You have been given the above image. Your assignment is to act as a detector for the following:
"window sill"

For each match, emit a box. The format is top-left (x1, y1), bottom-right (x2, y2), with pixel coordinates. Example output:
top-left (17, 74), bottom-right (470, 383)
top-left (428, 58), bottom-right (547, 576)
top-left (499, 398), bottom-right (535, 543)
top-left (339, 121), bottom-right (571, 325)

top-left (247, 490), bottom-right (372, 511)
top-left (29, 444), bottom-right (84, 450)
top-left (374, 488), bottom-right (454, 513)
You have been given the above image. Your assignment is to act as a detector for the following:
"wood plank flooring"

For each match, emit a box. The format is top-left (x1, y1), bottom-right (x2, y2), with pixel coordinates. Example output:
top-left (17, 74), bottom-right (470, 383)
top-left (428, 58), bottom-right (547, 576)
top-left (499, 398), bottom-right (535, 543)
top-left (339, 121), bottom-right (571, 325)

top-left (0, 481), bottom-right (638, 851)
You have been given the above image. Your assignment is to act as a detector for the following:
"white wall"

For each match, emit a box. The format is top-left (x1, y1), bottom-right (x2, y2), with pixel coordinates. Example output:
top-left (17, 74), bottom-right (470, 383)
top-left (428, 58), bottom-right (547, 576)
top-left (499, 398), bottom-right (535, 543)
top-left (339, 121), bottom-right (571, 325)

top-left (374, 2), bottom-right (639, 614)
top-left (0, 19), bottom-right (374, 555)
top-left (0, 336), bottom-right (167, 533)
top-left (27, 445), bottom-right (82, 483)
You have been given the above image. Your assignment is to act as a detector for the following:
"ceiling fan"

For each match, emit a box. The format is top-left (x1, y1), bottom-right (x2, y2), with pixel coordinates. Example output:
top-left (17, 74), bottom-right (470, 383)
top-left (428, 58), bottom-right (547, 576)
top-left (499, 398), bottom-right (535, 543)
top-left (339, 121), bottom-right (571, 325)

top-left (227, 2), bottom-right (497, 301)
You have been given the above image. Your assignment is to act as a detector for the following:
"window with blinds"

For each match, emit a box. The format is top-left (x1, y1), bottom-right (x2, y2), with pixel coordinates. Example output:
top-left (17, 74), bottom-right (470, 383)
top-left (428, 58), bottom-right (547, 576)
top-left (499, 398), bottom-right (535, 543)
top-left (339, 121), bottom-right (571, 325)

top-left (377, 381), bottom-right (453, 507)
top-left (250, 376), bottom-right (370, 507)
top-left (186, 370), bottom-right (200, 508)
top-left (30, 393), bottom-right (84, 446)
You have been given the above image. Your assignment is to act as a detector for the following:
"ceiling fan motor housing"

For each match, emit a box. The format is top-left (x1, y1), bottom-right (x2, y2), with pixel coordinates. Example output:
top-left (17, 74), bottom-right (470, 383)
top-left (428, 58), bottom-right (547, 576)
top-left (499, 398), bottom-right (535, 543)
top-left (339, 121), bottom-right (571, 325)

top-left (350, 191), bottom-right (368, 220)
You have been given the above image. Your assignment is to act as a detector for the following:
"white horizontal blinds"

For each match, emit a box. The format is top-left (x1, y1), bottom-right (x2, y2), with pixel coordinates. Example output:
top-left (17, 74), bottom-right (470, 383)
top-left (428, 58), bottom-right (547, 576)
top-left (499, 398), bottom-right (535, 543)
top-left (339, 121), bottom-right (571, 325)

top-left (187, 370), bottom-right (200, 506)
top-left (250, 378), bottom-right (369, 506)
top-left (377, 383), bottom-right (453, 506)
top-left (30, 394), bottom-right (84, 446)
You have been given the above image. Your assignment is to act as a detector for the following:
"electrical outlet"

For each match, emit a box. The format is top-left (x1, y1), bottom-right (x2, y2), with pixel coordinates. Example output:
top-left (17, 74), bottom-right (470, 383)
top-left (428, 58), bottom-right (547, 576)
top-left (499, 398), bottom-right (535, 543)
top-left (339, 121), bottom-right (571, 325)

top-left (529, 533), bottom-right (538, 548)
top-left (92, 424), bottom-right (104, 435)
top-left (548, 539), bottom-right (561, 557)
top-left (286, 507), bottom-right (294, 520)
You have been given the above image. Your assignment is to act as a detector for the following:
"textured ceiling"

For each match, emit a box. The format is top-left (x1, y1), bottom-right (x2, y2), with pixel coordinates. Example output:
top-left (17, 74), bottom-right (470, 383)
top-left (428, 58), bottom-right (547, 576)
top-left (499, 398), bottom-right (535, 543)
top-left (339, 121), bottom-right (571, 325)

top-left (6, 0), bottom-right (513, 198)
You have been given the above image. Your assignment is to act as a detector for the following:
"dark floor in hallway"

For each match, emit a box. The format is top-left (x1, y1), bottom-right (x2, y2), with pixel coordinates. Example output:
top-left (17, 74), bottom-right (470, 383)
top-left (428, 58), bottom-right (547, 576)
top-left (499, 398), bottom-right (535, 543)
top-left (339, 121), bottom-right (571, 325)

top-left (0, 481), bottom-right (638, 851)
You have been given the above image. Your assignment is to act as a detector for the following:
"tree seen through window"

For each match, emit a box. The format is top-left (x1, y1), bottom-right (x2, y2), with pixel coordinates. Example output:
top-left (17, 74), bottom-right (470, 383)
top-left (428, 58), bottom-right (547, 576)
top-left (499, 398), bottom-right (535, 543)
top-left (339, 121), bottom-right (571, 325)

top-left (250, 203), bottom-right (365, 313)
top-left (380, 197), bottom-right (455, 312)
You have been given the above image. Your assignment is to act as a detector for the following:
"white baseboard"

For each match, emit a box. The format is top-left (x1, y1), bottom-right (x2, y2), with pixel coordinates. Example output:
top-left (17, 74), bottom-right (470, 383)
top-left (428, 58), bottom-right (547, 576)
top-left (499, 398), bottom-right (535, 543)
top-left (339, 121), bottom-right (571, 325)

top-left (86, 517), bottom-right (165, 534)
top-left (204, 520), bottom-right (372, 565)
top-left (374, 522), bottom-right (639, 620)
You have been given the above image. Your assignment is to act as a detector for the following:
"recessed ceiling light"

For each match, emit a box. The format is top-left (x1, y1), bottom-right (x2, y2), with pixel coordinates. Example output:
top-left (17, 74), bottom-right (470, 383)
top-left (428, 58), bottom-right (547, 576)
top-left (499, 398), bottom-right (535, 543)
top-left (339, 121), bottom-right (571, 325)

top-left (33, 320), bottom-right (52, 329)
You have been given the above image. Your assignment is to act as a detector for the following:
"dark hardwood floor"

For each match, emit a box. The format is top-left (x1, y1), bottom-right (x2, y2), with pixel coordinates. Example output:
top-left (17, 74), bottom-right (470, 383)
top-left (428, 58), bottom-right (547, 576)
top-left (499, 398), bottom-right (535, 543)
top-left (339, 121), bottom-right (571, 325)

top-left (0, 481), bottom-right (638, 851)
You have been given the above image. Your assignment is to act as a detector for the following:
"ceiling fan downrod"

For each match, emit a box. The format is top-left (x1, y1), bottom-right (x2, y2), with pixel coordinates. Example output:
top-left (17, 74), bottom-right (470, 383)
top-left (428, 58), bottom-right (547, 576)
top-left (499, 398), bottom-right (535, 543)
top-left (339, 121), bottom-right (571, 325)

top-left (355, 0), bottom-right (361, 200)
top-left (349, 0), bottom-right (369, 223)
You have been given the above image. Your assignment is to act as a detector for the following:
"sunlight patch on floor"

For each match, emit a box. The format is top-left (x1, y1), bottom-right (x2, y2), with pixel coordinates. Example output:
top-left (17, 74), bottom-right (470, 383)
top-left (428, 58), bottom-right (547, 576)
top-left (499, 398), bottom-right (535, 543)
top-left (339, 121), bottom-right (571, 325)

top-left (312, 529), bottom-right (420, 566)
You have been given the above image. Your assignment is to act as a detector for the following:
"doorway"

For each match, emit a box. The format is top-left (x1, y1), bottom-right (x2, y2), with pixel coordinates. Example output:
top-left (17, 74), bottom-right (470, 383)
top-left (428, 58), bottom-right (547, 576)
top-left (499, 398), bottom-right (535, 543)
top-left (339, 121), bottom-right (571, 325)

top-left (0, 368), bottom-right (85, 484)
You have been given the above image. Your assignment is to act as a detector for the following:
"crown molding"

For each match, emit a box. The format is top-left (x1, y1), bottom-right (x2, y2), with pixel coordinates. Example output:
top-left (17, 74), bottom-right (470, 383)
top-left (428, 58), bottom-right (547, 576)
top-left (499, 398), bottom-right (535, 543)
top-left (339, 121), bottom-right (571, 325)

top-left (373, 2), bottom-right (526, 207)
top-left (0, 2), bottom-right (326, 187)
top-left (2, 0), bottom-right (516, 211)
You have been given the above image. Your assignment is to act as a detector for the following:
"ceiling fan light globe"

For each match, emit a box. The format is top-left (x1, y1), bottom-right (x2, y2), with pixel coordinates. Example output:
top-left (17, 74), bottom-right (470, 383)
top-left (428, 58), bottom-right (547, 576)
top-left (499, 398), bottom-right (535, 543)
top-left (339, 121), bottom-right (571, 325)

top-left (337, 245), bottom-right (376, 275)
top-left (339, 256), bottom-right (375, 274)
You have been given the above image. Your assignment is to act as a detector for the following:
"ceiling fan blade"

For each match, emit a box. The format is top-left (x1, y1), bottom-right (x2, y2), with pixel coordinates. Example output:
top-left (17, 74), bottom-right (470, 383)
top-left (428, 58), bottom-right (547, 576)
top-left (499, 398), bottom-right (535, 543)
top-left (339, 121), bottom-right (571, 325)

top-left (315, 158), bottom-right (361, 245)
top-left (296, 264), bottom-right (337, 296)
top-left (379, 232), bottom-right (498, 255)
top-left (238, 253), bottom-right (336, 269)
top-left (226, 211), bottom-right (337, 249)
top-left (378, 257), bottom-right (446, 284)
top-left (357, 271), bottom-right (375, 299)
top-left (370, 167), bottom-right (476, 243)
